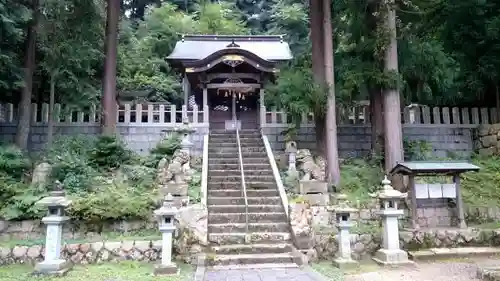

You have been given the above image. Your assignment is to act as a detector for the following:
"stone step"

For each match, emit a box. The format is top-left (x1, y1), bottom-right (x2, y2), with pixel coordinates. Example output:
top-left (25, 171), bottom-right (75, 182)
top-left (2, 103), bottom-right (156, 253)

top-left (208, 175), bottom-right (275, 182)
top-left (208, 163), bottom-right (271, 170)
top-left (211, 152), bottom-right (267, 158)
top-left (208, 222), bottom-right (289, 234)
top-left (208, 147), bottom-right (266, 153)
top-left (208, 212), bottom-right (286, 224)
top-left (209, 170), bottom-right (273, 177)
top-left (210, 243), bottom-right (293, 255)
top-left (211, 129), bottom-right (260, 134)
top-left (208, 196), bottom-right (281, 205)
top-left (208, 232), bottom-right (291, 245)
top-left (210, 133), bottom-right (261, 139)
top-left (208, 182), bottom-right (276, 190)
top-left (210, 139), bottom-right (262, 145)
top-left (206, 253), bottom-right (296, 266)
top-left (210, 263), bottom-right (299, 270)
top-left (208, 189), bottom-right (279, 197)
top-left (409, 247), bottom-right (500, 261)
top-left (209, 158), bottom-right (267, 164)
top-left (208, 204), bottom-right (284, 213)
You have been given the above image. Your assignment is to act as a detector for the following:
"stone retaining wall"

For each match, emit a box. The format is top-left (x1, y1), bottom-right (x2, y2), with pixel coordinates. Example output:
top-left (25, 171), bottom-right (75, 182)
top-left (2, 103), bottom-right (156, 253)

top-left (2, 227), bottom-right (499, 266)
top-left (264, 125), bottom-right (475, 158)
top-left (0, 219), bottom-right (157, 241)
top-left (476, 124), bottom-right (500, 156)
top-left (0, 240), bottom-right (163, 265)
top-left (313, 228), bottom-right (500, 261)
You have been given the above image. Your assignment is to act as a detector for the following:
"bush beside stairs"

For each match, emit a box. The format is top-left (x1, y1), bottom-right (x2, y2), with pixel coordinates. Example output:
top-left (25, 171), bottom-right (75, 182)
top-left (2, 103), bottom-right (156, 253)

top-left (206, 129), bottom-right (301, 268)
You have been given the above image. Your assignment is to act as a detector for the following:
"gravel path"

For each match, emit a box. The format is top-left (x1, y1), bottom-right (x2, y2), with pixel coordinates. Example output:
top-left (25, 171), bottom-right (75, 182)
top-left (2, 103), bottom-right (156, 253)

top-left (344, 259), bottom-right (499, 281)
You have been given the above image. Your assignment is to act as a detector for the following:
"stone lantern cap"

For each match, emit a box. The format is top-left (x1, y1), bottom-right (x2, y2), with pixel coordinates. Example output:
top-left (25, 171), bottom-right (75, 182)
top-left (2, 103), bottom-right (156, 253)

top-left (331, 194), bottom-right (357, 213)
top-left (377, 176), bottom-right (407, 200)
top-left (35, 181), bottom-right (72, 207)
top-left (285, 141), bottom-right (298, 153)
top-left (154, 193), bottom-right (179, 217)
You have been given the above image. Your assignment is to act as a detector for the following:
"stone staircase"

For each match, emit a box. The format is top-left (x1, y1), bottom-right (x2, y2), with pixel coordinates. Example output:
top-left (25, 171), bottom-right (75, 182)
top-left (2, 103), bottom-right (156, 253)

top-left (206, 128), bottom-right (298, 268)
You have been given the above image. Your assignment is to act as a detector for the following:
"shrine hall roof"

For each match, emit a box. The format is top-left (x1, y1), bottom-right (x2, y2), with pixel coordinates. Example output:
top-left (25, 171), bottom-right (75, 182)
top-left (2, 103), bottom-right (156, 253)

top-left (166, 34), bottom-right (293, 62)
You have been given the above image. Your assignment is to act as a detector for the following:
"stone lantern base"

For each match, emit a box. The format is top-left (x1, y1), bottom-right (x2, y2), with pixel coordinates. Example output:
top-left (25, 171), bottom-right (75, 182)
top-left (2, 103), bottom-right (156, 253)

top-left (33, 259), bottom-right (72, 276)
top-left (333, 258), bottom-right (359, 270)
top-left (372, 249), bottom-right (414, 266)
top-left (154, 263), bottom-right (179, 275)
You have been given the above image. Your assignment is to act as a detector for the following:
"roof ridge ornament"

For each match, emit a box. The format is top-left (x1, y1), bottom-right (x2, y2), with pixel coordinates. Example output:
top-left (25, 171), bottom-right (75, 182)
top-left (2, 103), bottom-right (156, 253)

top-left (226, 39), bottom-right (240, 48)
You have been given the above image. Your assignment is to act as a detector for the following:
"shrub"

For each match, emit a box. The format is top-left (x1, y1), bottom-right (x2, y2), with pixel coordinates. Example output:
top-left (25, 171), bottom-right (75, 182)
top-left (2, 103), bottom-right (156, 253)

top-left (0, 173), bottom-right (46, 220)
top-left (0, 145), bottom-right (31, 179)
top-left (146, 133), bottom-right (181, 168)
top-left (69, 181), bottom-right (157, 223)
top-left (89, 135), bottom-right (133, 169)
top-left (462, 155), bottom-right (500, 207)
top-left (188, 171), bottom-right (201, 203)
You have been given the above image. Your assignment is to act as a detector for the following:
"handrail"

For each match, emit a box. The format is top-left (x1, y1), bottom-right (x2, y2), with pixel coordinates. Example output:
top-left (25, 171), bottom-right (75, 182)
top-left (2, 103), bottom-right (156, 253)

top-left (201, 134), bottom-right (209, 207)
top-left (262, 134), bottom-right (289, 218)
top-left (234, 116), bottom-right (249, 237)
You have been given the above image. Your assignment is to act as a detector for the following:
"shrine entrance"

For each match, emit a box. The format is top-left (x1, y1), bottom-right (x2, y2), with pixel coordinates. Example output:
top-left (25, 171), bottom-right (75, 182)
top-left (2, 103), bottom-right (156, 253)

top-left (166, 35), bottom-right (293, 131)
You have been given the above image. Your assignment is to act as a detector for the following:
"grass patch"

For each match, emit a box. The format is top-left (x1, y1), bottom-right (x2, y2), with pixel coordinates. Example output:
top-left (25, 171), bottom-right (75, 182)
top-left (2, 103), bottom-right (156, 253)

top-left (0, 261), bottom-right (193, 281)
top-left (311, 262), bottom-right (344, 281)
top-left (0, 229), bottom-right (161, 248)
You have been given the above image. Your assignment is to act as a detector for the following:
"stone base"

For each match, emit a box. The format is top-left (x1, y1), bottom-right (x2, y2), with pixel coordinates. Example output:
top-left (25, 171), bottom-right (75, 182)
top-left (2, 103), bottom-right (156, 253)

top-left (154, 263), bottom-right (179, 275)
top-left (372, 249), bottom-right (414, 267)
top-left (299, 181), bottom-right (328, 194)
top-left (333, 258), bottom-right (359, 270)
top-left (160, 183), bottom-right (188, 197)
top-left (33, 259), bottom-right (72, 276)
top-left (303, 194), bottom-right (330, 206)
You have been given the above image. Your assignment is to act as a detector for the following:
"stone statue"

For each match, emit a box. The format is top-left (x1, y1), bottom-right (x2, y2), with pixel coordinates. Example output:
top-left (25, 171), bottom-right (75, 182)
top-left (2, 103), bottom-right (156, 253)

top-left (296, 149), bottom-right (325, 181)
top-left (158, 150), bottom-right (191, 185)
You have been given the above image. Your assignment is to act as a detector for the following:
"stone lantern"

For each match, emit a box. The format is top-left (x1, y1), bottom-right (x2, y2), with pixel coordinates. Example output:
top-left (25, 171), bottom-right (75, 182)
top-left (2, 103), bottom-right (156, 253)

top-left (285, 141), bottom-right (298, 172)
top-left (153, 193), bottom-right (179, 275)
top-left (33, 181), bottom-right (72, 276)
top-left (372, 176), bottom-right (413, 266)
top-left (330, 194), bottom-right (358, 269)
top-left (177, 117), bottom-right (195, 155)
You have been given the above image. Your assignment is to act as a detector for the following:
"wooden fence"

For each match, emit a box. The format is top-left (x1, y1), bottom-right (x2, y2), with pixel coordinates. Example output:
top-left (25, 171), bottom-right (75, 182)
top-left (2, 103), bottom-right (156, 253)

top-left (0, 103), bottom-right (209, 125)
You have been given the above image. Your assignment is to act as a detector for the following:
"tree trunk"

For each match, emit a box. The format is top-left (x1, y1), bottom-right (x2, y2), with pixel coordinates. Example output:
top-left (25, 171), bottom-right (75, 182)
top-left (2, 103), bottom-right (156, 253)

top-left (495, 84), bottom-right (500, 122)
top-left (383, 1), bottom-right (404, 188)
top-left (314, 116), bottom-right (327, 157)
top-left (15, 0), bottom-right (40, 150)
top-left (101, 0), bottom-right (120, 136)
top-left (309, 0), bottom-right (325, 82)
top-left (322, 0), bottom-right (341, 188)
top-left (370, 88), bottom-right (384, 158)
top-left (46, 72), bottom-right (56, 147)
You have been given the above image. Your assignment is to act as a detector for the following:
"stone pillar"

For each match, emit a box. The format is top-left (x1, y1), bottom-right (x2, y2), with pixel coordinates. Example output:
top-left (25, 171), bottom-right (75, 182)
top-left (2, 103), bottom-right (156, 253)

top-left (259, 88), bottom-right (266, 127)
top-left (330, 194), bottom-right (358, 269)
top-left (183, 75), bottom-right (190, 107)
top-left (285, 141), bottom-right (297, 172)
top-left (372, 176), bottom-right (413, 266)
top-left (154, 194), bottom-right (179, 275)
top-left (33, 181), bottom-right (72, 276)
top-left (202, 86), bottom-right (209, 124)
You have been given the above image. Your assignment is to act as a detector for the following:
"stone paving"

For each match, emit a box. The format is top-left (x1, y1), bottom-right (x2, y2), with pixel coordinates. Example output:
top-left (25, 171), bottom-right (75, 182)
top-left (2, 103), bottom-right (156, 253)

top-left (345, 259), bottom-right (500, 281)
top-left (204, 267), bottom-right (327, 281)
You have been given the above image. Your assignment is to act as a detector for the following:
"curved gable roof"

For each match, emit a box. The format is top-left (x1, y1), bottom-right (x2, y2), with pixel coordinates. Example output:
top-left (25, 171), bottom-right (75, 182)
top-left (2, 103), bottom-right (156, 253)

top-left (166, 34), bottom-right (293, 62)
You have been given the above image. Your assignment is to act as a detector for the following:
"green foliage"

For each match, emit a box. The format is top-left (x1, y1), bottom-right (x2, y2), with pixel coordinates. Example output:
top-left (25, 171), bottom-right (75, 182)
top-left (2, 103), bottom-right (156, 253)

top-left (403, 138), bottom-right (432, 161)
top-left (89, 136), bottom-right (133, 169)
top-left (338, 159), bottom-right (384, 205)
top-left (147, 133), bottom-right (182, 168)
top-left (0, 145), bottom-right (31, 179)
top-left (265, 57), bottom-right (326, 129)
top-left (188, 171), bottom-right (201, 203)
top-left (68, 181), bottom-right (157, 222)
top-left (461, 156), bottom-right (500, 207)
